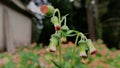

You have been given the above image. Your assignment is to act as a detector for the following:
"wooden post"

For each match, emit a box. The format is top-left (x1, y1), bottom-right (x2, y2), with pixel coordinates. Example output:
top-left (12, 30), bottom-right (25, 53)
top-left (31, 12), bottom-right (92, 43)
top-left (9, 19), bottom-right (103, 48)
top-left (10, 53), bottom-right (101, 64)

top-left (3, 7), bottom-right (15, 53)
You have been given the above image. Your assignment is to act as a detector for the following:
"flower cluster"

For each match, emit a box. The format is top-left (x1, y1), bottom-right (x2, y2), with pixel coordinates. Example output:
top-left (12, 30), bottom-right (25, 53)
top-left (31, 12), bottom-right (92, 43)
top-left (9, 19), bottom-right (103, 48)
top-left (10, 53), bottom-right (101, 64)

top-left (40, 4), bottom-right (96, 66)
top-left (79, 39), bottom-right (96, 58)
top-left (40, 4), bottom-right (96, 55)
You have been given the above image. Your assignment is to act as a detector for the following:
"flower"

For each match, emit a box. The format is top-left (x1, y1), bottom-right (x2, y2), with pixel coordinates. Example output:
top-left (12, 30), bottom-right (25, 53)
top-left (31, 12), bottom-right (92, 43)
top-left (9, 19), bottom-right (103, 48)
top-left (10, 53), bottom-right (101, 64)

top-left (79, 40), bottom-right (87, 58)
top-left (27, 60), bottom-right (32, 65)
top-left (0, 59), bottom-right (4, 67)
top-left (48, 34), bottom-right (59, 52)
top-left (55, 25), bottom-right (61, 31)
top-left (13, 55), bottom-right (21, 63)
top-left (86, 39), bottom-right (96, 55)
top-left (40, 5), bottom-right (54, 16)
top-left (80, 51), bottom-right (87, 58)
top-left (49, 43), bottom-right (56, 52)
top-left (68, 41), bottom-right (74, 47)
top-left (30, 42), bottom-right (37, 48)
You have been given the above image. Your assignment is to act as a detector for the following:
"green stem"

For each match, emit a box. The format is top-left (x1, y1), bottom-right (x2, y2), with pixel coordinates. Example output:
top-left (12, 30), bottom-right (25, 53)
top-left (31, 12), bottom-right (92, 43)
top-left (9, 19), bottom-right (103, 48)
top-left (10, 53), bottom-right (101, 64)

top-left (58, 40), bottom-right (62, 67)
top-left (60, 15), bottom-right (67, 25)
top-left (57, 9), bottom-right (61, 23)
top-left (53, 9), bottom-right (63, 67)
top-left (71, 33), bottom-right (80, 67)
top-left (64, 16), bottom-right (66, 25)
top-left (53, 9), bottom-right (61, 23)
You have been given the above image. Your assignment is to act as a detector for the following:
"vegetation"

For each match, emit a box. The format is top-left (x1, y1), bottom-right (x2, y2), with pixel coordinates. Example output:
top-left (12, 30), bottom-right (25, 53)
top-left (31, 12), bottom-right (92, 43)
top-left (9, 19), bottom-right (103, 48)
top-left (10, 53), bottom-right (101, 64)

top-left (0, 41), bottom-right (120, 68)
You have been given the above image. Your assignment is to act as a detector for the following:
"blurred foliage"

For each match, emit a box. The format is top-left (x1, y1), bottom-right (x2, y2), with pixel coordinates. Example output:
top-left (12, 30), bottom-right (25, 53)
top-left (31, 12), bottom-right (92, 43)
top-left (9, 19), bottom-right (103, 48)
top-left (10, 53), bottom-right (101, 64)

top-left (88, 41), bottom-right (120, 68)
top-left (0, 41), bottom-right (120, 68)
top-left (99, 0), bottom-right (120, 49)
top-left (37, 17), bottom-right (55, 44)
top-left (31, 18), bottom-right (41, 43)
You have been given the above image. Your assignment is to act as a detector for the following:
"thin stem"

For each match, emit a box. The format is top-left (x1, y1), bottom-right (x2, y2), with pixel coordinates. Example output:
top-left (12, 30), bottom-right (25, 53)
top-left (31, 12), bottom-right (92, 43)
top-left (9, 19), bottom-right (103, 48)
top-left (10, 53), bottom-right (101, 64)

top-left (81, 33), bottom-right (87, 41)
top-left (71, 33), bottom-right (80, 67)
top-left (58, 40), bottom-right (62, 67)
top-left (73, 34), bottom-right (80, 54)
top-left (60, 14), bottom-right (68, 25)
top-left (57, 9), bottom-right (61, 23)
top-left (64, 16), bottom-right (67, 25)
top-left (53, 9), bottom-right (61, 24)
top-left (53, 8), bottom-right (63, 67)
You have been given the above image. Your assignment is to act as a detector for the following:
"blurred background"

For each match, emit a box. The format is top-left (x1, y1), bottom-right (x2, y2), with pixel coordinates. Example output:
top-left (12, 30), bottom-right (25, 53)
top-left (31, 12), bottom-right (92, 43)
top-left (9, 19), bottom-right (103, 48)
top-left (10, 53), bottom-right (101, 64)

top-left (0, 0), bottom-right (120, 68)
top-left (0, 0), bottom-right (120, 50)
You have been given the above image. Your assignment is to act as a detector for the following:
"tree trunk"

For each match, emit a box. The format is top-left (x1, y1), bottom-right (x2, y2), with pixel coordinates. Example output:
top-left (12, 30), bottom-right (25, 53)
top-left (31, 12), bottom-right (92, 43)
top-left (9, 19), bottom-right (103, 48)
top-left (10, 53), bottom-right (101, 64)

top-left (86, 4), bottom-right (96, 41)
top-left (94, 0), bottom-right (102, 39)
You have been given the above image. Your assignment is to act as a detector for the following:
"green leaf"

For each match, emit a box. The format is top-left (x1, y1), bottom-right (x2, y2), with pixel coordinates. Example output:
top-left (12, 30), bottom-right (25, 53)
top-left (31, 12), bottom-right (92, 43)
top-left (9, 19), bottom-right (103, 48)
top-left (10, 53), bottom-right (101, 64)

top-left (66, 30), bottom-right (75, 35)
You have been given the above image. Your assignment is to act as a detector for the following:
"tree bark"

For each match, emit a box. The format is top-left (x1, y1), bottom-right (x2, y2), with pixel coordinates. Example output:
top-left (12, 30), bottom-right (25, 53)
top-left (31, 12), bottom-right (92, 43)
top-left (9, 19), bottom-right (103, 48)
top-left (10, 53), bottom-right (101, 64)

top-left (94, 0), bottom-right (102, 39)
top-left (86, 4), bottom-right (96, 40)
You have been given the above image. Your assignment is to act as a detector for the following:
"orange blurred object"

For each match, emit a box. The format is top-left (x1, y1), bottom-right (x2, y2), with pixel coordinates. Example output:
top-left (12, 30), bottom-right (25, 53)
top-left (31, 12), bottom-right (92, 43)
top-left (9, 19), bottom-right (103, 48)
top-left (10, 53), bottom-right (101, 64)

top-left (40, 5), bottom-right (48, 14)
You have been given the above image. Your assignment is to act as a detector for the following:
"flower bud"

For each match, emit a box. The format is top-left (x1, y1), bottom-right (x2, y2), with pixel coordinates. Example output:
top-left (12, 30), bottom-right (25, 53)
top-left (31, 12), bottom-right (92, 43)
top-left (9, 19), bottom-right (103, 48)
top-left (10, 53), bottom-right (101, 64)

top-left (40, 5), bottom-right (54, 17)
top-left (40, 5), bottom-right (48, 14)
top-left (51, 16), bottom-right (61, 31)
top-left (61, 36), bottom-right (67, 42)
top-left (61, 25), bottom-right (69, 31)
top-left (79, 40), bottom-right (87, 58)
top-left (86, 39), bottom-right (96, 55)
top-left (51, 16), bottom-right (59, 24)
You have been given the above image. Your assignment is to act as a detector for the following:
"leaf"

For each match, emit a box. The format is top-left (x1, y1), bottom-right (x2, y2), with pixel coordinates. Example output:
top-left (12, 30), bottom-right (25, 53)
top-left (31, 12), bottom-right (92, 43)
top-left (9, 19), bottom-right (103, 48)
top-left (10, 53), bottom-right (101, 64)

top-left (51, 60), bottom-right (61, 68)
top-left (66, 30), bottom-right (75, 35)
top-left (67, 30), bottom-right (73, 34)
